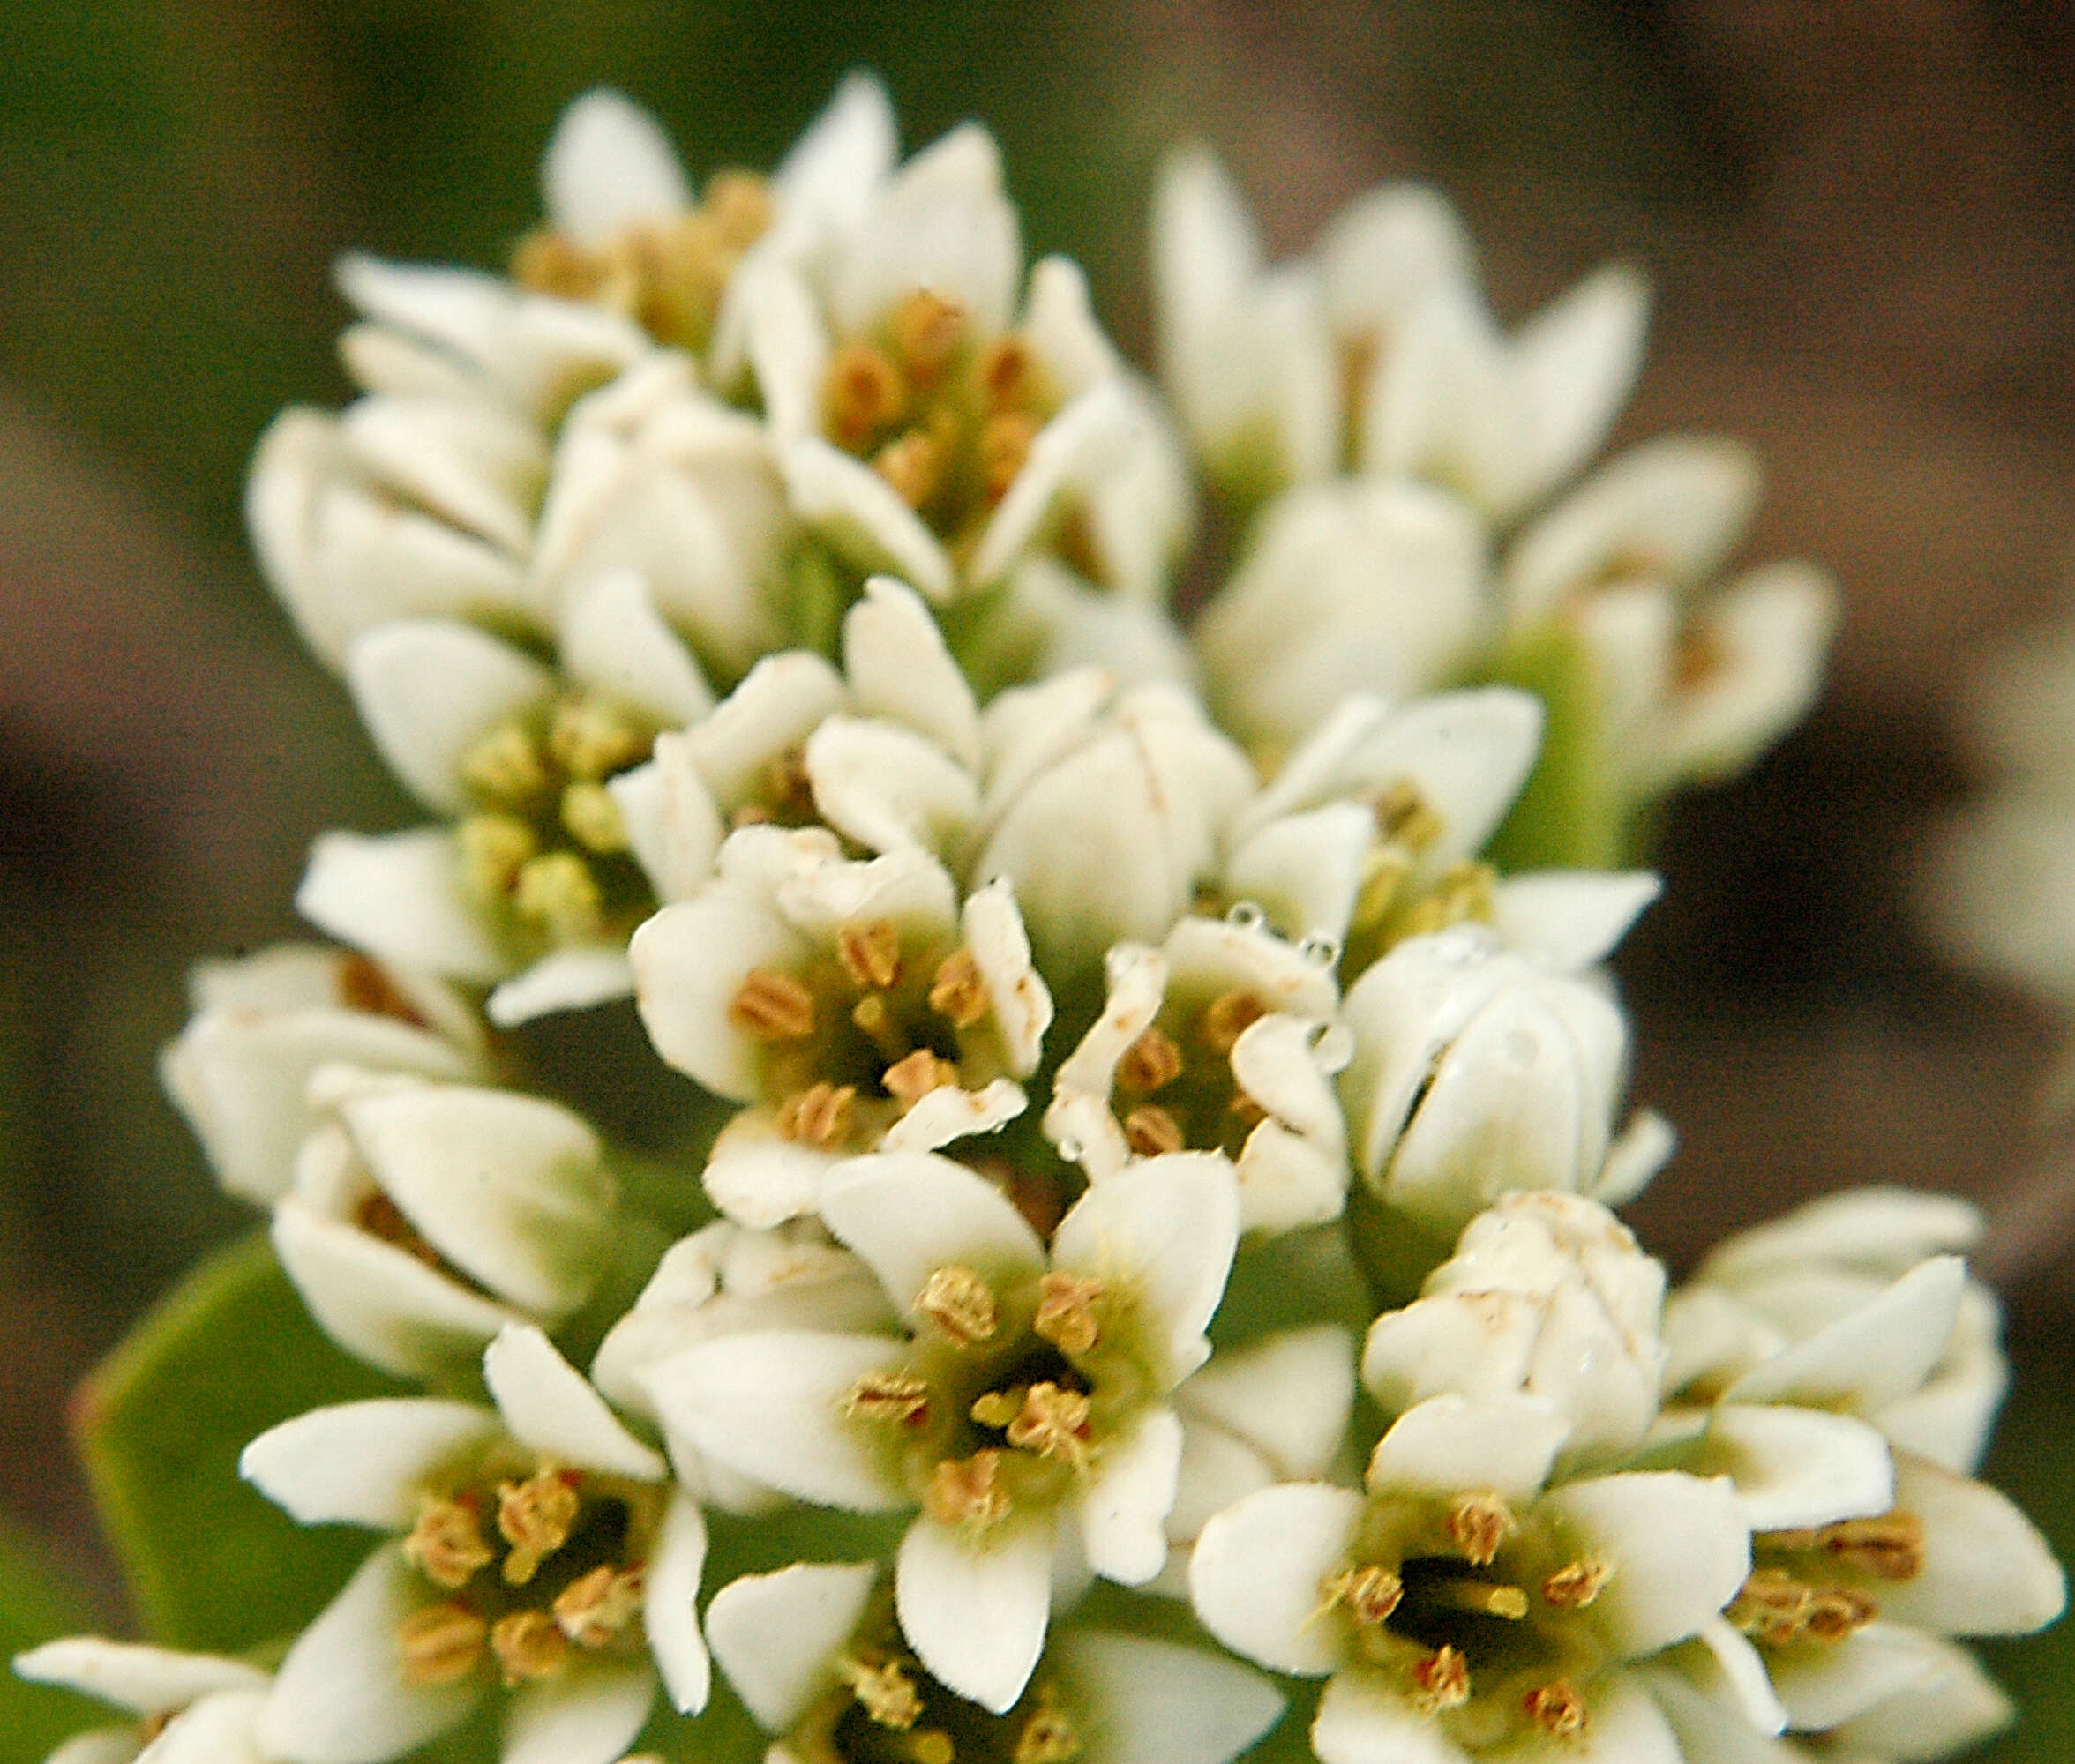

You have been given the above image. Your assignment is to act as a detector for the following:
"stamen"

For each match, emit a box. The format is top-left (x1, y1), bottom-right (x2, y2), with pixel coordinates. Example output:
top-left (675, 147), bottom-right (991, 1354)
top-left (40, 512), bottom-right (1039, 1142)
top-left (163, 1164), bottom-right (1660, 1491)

top-left (825, 343), bottom-right (906, 446)
top-left (354, 1191), bottom-right (445, 1272)
top-left (916, 1265), bottom-right (999, 1343)
top-left (1397, 863), bottom-right (1496, 941)
top-left (1033, 1272), bottom-right (1104, 1356)
top-left (458, 813), bottom-right (538, 902)
top-left (851, 992), bottom-right (911, 1061)
top-left (553, 1565), bottom-right (646, 1648)
top-left (1015, 1687), bottom-right (1082, 1764)
top-left (1673, 624), bottom-right (1726, 691)
top-left (1003, 1382), bottom-right (1092, 1467)
top-left (560, 781), bottom-right (629, 854)
top-left (970, 1387), bottom-right (1026, 1431)
top-left (404, 1497), bottom-right (493, 1589)
top-left (1123, 1104), bottom-right (1185, 1156)
top-left (978, 337), bottom-right (1039, 410)
top-left (730, 968), bottom-right (818, 1040)
top-left (1372, 781), bottom-right (1442, 853)
top-left (837, 919), bottom-right (904, 990)
top-left (1728, 1567), bottom-right (1878, 1645)
top-left (929, 949), bottom-right (991, 1028)
top-left (838, 1654), bottom-right (925, 1730)
top-left (491, 1610), bottom-right (571, 1685)
top-left (875, 429), bottom-right (947, 510)
top-left (497, 1469), bottom-right (581, 1585)
top-left (978, 411), bottom-right (1039, 504)
top-left (1524, 1680), bottom-right (1588, 1739)
top-left (1199, 990), bottom-right (1267, 1058)
top-left (397, 1602), bottom-right (488, 1686)
top-left (1431, 1578), bottom-right (1528, 1619)
top-left (549, 698), bottom-right (648, 781)
top-left (1806, 1588), bottom-right (1881, 1641)
top-left (461, 723), bottom-right (550, 806)
top-left (1411, 1645), bottom-right (1470, 1711)
top-left (703, 170), bottom-right (772, 244)
top-left (888, 291), bottom-right (968, 390)
top-left (885, 1049), bottom-right (958, 1110)
top-left (847, 1371), bottom-right (933, 1428)
top-left (1446, 1492), bottom-right (1517, 1567)
top-left (910, 1733), bottom-right (955, 1764)
top-left (925, 1450), bottom-right (1012, 1529)
top-left (513, 851), bottom-right (603, 945)
top-left (1765, 1513), bottom-right (1926, 1581)
top-left (777, 1080), bottom-right (858, 1147)
top-left (1542, 1557), bottom-right (1612, 1609)
top-left (1115, 1027), bottom-right (1184, 1093)
top-left (1321, 1564), bottom-right (1404, 1625)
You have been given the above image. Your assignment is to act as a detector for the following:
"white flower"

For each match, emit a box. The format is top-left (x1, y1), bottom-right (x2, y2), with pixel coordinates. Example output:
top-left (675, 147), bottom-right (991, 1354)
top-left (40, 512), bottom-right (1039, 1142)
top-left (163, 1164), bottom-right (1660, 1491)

top-left (1153, 145), bottom-right (1647, 520)
top-left (632, 831), bottom-right (1049, 1227)
top-left (705, 1560), bottom-right (1284, 1764)
top-left (731, 122), bottom-right (1189, 605)
top-left (13, 1640), bottom-right (272, 1764)
top-left (1362, 1192), bottom-right (1667, 1469)
top-left (1189, 1393), bottom-right (1751, 1762)
top-left (160, 942), bottom-right (487, 1207)
top-left (640, 1149), bottom-right (1240, 1712)
top-left (1501, 436), bottom-right (1839, 797)
top-left (271, 1072), bottom-right (616, 1380)
top-left (242, 1325), bottom-right (707, 1764)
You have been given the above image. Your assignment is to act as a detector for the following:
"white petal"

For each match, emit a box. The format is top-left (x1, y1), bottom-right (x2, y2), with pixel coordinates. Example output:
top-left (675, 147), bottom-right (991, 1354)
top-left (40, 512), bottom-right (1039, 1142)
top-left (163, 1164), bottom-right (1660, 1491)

top-left (879, 1079), bottom-right (1027, 1154)
top-left (542, 90), bottom-right (691, 245)
top-left (298, 828), bottom-right (509, 983)
top-left (1338, 689), bottom-right (1543, 880)
top-left (1364, 1394), bottom-right (1566, 1500)
top-left (687, 651), bottom-right (847, 807)
top-left (835, 123), bottom-right (1019, 337)
top-left (895, 1514), bottom-right (1055, 1714)
top-left (609, 735), bottom-right (723, 903)
top-left (258, 1545), bottom-right (476, 1763)
top-left (640, 1329), bottom-right (908, 1511)
top-left (338, 394), bottom-right (543, 557)
top-left (1876, 1452), bottom-right (2066, 1635)
top-left (12, 1641), bottom-right (266, 1715)
top-left (1594, 1108), bottom-right (1677, 1208)
top-left (501, 1660), bottom-right (655, 1764)
top-left (644, 1490), bottom-right (711, 1715)
top-left (485, 947), bottom-right (636, 1028)
top-left (483, 1323), bottom-right (665, 1479)
top-left (705, 1561), bottom-right (878, 1732)
top-left (1697, 1188), bottom-right (1984, 1286)
top-left (141, 1688), bottom-right (269, 1764)
top-left (805, 716), bottom-right (979, 855)
top-left (1057, 1632), bottom-right (1284, 1764)
top-left (968, 383), bottom-right (1133, 587)
top-left (773, 73), bottom-right (897, 237)
top-left (1509, 262), bottom-right (1652, 516)
top-left (630, 892), bottom-right (807, 1097)
top-left (1188, 1482), bottom-right (1365, 1676)
top-left (1309, 1671), bottom-right (1469, 1764)
top-left (1167, 1421), bottom-right (1277, 1545)
top-left (346, 621), bottom-right (554, 815)
top-left (558, 568), bottom-right (713, 727)
top-left (1491, 871), bottom-right (1660, 971)
top-left (1223, 805), bottom-right (1375, 948)
top-left (1179, 1328), bottom-right (1353, 1478)
top-left (1765, 1620), bottom-right (1942, 1731)
top-left (1693, 1404), bottom-right (1893, 1531)
top-left (700, 1116), bottom-right (843, 1230)
top-left (842, 576), bottom-right (981, 768)
top-left (1539, 1471), bottom-right (1749, 1657)
top-left (780, 439), bottom-right (953, 602)
top-left (240, 1398), bottom-right (498, 1527)
top-left (1078, 1407), bottom-right (1183, 1584)
top-left (1676, 1618), bottom-right (1789, 1737)
top-left (964, 879), bottom-right (1052, 1078)
top-left (1052, 1154), bottom-right (1240, 1383)
top-left (1723, 1257), bottom-right (1966, 1414)
top-left (819, 1151), bottom-right (1045, 1308)
top-left (1822, 1632), bottom-right (2013, 1760)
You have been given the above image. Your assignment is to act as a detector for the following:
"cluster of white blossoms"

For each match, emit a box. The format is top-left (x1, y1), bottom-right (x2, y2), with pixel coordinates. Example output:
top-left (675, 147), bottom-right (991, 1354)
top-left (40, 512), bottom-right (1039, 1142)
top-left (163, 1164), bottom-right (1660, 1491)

top-left (21, 77), bottom-right (2060, 1764)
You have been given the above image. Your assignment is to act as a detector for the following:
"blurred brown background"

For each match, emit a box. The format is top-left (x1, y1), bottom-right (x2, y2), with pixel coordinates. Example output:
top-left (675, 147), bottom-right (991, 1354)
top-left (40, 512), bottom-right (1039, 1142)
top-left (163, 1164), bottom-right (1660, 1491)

top-left (0, 1), bottom-right (2070, 1754)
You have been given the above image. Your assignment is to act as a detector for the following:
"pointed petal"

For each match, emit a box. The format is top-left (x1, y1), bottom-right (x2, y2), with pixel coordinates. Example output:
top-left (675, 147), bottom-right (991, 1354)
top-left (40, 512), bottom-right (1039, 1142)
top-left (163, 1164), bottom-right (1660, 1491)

top-left (644, 1490), bottom-right (711, 1715)
top-left (1691, 1404), bottom-right (1893, 1531)
top-left (1510, 262), bottom-right (1652, 516)
top-left (484, 947), bottom-right (636, 1028)
top-left (1491, 871), bottom-right (1659, 971)
top-left (1058, 1632), bottom-right (1284, 1764)
top-left (964, 879), bottom-right (1052, 1079)
top-left (542, 90), bottom-right (691, 245)
top-left (12, 1641), bottom-right (267, 1715)
top-left (1364, 1394), bottom-right (1566, 1500)
top-left (145, 1687), bottom-right (270, 1764)
top-left (1078, 1407), bottom-right (1183, 1585)
top-left (298, 828), bottom-right (509, 983)
top-left (1765, 1620), bottom-right (1943, 1731)
top-left (1188, 1482), bottom-right (1365, 1677)
top-left (1539, 1471), bottom-right (1749, 1657)
top-left (502, 1660), bottom-right (655, 1764)
top-left (781, 439), bottom-right (953, 602)
top-left (1875, 1453), bottom-right (2066, 1635)
top-left (240, 1398), bottom-right (498, 1527)
top-left (558, 568), bottom-right (714, 727)
top-left (1723, 1257), bottom-right (1966, 1415)
top-left (843, 576), bottom-right (981, 769)
top-left (819, 1151), bottom-right (1045, 1308)
top-left (895, 1514), bottom-right (1054, 1714)
top-left (1824, 1632), bottom-right (2013, 1760)
top-left (483, 1323), bottom-right (665, 1480)
top-left (706, 1561), bottom-right (879, 1732)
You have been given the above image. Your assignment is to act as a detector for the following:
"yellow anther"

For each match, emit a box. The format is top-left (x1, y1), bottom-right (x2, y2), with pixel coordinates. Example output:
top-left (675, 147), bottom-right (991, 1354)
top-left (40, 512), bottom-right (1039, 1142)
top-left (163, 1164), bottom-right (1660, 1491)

top-left (761, 746), bottom-right (816, 820)
top-left (397, 1601), bottom-right (488, 1686)
top-left (970, 1387), bottom-right (1026, 1431)
top-left (929, 948), bottom-right (991, 1028)
top-left (825, 342), bottom-right (908, 446)
top-left (851, 991), bottom-right (910, 1061)
top-left (1524, 1680), bottom-right (1589, 1739)
top-left (1542, 1557), bottom-right (1613, 1610)
top-left (910, 1732), bottom-right (955, 1764)
top-left (458, 813), bottom-right (538, 903)
top-left (978, 410), bottom-right (1039, 504)
top-left (1123, 1104), bottom-right (1186, 1157)
top-left (1446, 1492), bottom-right (1517, 1567)
top-left (1412, 1645), bottom-right (1470, 1711)
top-left (337, 952), bottom-right (430, 1027)
top-left (1397, 863), bottom-right (1497, 941)
top-left (847, 1371), bottom-right (933, 1428)
top-left (497, 1469), bottom-right (581, 1586)
top-left (730, 967), bottom-right (818, 1041)
top-left (1807, 1588), bottom-right (1881, 1641)
top-left (560, 781), bottom-right (629, 854)
top-left (703, 169), bottom-right (773, 245)
top-left (777, 1080), bottom-right (858, 1147)
top-left (1003, 1382), bottom-right (1092, 1467)
top-left (838, 1654), bottom-right (925, 1730)
top-left (404, 1497), bottom-right (493, 1589)
top-left (553, 1565), bottom-right (646, 1648)
top-left (1199, 990), bottom-right (1267, 1058)
top-left (888, 290), bottom-right (969, 390)
top-left (511, 230), bottom-right (605, 301)
top-left (925, 1450), bottom-right (1012, 1529)
top-left (837, 919), bottom-right (904, 990)
top-left (461, 722), bottom-right (550, 806)
top-left (513, 850), bottom-right (603, 946)
top-left (550, 697), bottom-right (648, 781)
top-left (915, 1265), bottom-right (999, 1343)
top-left (353, 1191), bottom-right (444, 1272)
top-left (1321, 1564), bottom-right (1404, 1626)
top-left (977, 336), bottom-right (1042, 412)
top-left (1372, 781), bottom-right (1443, 853)
top-left (875, 428), bottom-right (948, 510)
top-left (1033, 1272), bottom-right (1105, 1357)
top-left (884, 1048), bottom-right (959, 1111)
top-left (1015, 1688), bottom-right (1082, 1764)
top-left (1115, 1027), bottom-right (1184, 1094)
top-left (1728, 1567), bottom-right (1877, 1645)
top-left (1765, 1512), bottom-right (1927, 1582)
top-left (1350, 845), bottom-right (1412, 932)
top-left (491, 1610), bottom-right (571, 1686)
top-left (1433, 1579), bottom-right (1528, 1619)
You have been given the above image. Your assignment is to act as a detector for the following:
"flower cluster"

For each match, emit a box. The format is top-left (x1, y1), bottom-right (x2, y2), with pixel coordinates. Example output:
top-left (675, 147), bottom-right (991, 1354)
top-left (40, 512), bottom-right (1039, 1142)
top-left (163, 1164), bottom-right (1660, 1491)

top-left (24, 77), bottom-right (2059, 1764)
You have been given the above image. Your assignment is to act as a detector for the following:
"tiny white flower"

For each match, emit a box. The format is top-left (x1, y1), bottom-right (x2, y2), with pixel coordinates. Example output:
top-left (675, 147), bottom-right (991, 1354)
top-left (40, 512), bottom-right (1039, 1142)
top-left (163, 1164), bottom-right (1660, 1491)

top-left (243, 1325), bottom-right (706, 1764)
top-left (1189, 1393), bottom-right (1751, 1762)
top-left (640, 1149), bottom-right (1241, 1712)
top-left (13, 1639), bottom-right (272, 1764)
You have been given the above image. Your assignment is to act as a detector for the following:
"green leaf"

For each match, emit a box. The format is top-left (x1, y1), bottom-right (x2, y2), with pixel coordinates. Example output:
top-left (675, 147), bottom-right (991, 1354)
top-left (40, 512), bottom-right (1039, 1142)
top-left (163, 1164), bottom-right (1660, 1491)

top-left (75, 1230), bottom-right (407, 1652)
top-left (1479, 621), bottom-right (1628, 874)
top-left (0, 1520), bottom-right (109, 1764)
